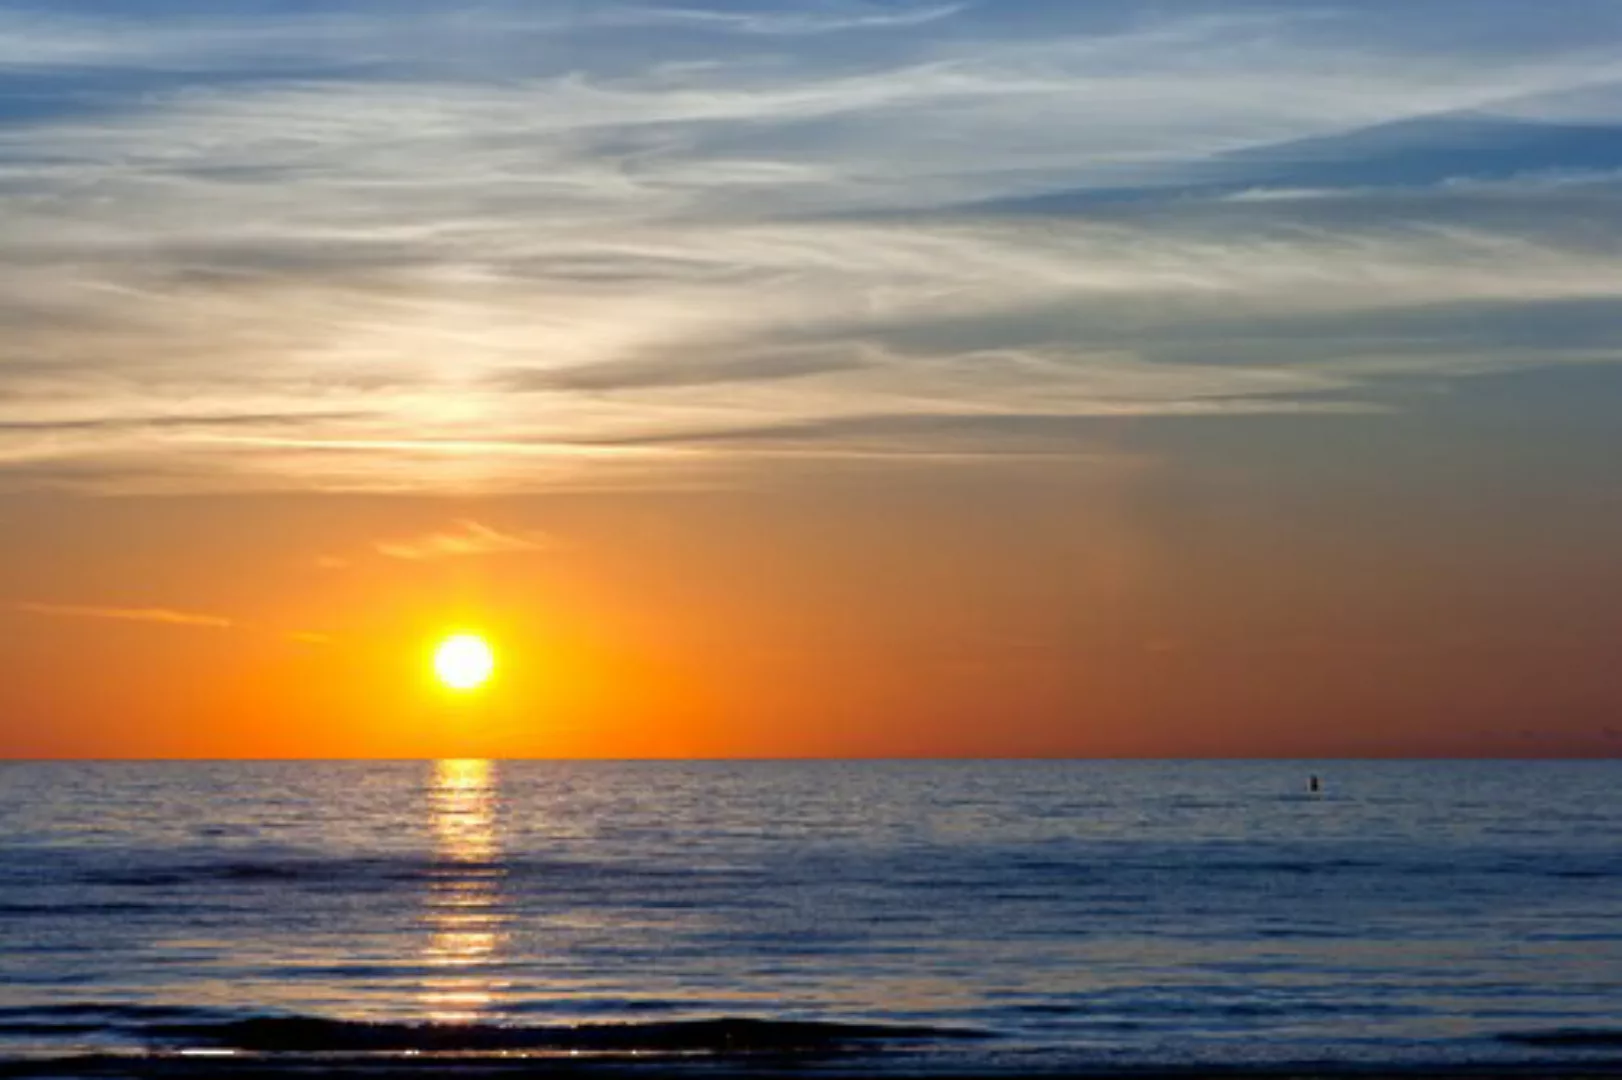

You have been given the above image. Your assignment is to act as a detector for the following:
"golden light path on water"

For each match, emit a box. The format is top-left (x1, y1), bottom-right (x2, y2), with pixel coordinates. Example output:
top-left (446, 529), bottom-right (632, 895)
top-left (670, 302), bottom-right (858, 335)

top-left (422, 759), bottom-right (508, 1024)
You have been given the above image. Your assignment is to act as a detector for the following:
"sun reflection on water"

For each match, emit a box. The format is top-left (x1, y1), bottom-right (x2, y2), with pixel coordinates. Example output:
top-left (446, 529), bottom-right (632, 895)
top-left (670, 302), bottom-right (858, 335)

top-left (422, 759), bottom-right (508, 1024)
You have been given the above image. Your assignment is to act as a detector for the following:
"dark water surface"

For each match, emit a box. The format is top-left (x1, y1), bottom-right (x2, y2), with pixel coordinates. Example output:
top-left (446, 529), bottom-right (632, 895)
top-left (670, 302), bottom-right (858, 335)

top-left (1, 761), bottom-right (1620, 1076)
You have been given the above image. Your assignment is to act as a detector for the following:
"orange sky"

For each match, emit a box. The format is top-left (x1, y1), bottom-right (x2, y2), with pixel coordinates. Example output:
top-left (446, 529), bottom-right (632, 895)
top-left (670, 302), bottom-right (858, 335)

top-left (6, 434), bottom-right (1621, 758)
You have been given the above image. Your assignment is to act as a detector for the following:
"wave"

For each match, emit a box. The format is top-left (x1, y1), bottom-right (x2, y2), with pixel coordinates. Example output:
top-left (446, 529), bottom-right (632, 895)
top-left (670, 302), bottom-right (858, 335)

top-left (0, 1003), bottom-right (986, 1059)
top-left (30, 842), bottom-right (1618, 898)
top-left (0, 901), bottom-right (157, 918)
top-left (0, 1005), bottom-right (211, 1022)
top-left (65, 852), bottom-right (733, 891)
top-left (77, 857), bottom-right (485, 889)
top-left (1499, 1028), bottom-right (1622, 1048)
top-left (0, 1004), bottom-right (220, 1039)
top-left (141, 1014), bottom-right (986, 1055)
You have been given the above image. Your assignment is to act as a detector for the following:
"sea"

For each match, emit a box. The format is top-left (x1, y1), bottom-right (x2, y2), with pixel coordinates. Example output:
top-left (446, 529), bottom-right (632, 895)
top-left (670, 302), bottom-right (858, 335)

top-left (1, 760), bottom-right (1619, 1077)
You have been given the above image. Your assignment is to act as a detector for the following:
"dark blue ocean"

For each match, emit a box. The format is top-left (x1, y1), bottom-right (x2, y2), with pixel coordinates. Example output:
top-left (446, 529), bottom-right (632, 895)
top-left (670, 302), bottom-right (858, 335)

top-left (2, 761), bottom-right (1620, 1076)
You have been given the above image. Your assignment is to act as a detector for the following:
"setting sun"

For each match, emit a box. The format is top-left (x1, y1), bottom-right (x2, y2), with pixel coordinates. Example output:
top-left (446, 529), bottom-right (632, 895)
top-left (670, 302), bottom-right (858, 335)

top-left (433, 634), bottom-right (495, 692)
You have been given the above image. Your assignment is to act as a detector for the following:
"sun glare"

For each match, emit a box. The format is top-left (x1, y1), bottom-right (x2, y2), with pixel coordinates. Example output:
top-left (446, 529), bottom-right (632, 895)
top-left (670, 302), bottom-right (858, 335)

top-left (433, 634), bottom-right (495, 692)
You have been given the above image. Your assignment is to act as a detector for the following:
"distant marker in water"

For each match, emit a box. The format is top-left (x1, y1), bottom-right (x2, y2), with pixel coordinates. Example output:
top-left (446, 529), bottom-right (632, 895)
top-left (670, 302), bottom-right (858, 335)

top-left (1309, 774), bottom-right (1321, 793)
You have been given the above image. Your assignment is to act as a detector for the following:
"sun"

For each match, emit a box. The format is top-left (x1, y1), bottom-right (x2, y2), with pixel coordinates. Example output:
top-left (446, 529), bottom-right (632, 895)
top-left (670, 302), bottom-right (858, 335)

top-left (433, 633), bottom-right (495, 692)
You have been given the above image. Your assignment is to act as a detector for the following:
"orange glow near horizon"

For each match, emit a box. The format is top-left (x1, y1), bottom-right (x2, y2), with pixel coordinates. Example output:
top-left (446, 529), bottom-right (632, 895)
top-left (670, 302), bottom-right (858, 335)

top-left (4, 491), bottom-right (1621, 760)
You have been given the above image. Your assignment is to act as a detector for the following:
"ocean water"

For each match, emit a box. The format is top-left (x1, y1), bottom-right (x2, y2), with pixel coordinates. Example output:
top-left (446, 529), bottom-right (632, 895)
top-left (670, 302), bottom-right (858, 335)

top-left (1, 760), bottom-right (1620, 1076)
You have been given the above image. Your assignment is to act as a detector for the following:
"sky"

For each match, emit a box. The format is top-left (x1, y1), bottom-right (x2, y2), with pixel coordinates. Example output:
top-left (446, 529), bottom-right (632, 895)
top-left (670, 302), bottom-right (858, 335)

top-left (3, 0), bottom-right (1622, 757)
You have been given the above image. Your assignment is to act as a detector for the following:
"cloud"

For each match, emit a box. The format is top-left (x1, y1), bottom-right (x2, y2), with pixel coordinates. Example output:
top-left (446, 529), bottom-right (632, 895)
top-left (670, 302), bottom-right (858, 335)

top-left (2, 2), bottom-right (1622, 491)
top-left (373, 520), bottom-right (554, 561)
top-left (15, 601), bottom-right (235, 630)
top-left (606, 3), bottom-right (968, 37)
top-left (0, 411), bottom-right (371, 433)
top-left (14, 600), bottom-right (335, 646)
top-left (505, 346), bottom-right (875, 392)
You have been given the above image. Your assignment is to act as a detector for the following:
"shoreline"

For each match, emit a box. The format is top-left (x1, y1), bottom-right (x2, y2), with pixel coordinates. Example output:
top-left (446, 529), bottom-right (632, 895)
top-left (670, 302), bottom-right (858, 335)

top-left (8, 1053), bottom-right (1622, 1080)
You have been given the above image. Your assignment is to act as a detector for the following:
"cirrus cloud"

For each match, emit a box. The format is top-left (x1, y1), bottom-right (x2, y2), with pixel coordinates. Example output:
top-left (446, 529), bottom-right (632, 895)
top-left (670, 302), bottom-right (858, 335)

top-left (14, 601), bottom-right (236, 630)
top-left (2, 1), bottom-right (1622, 492)
top-left (13, 600), bottom-right (328, 644)
top-left (372, 520), bottom-right (556, 561)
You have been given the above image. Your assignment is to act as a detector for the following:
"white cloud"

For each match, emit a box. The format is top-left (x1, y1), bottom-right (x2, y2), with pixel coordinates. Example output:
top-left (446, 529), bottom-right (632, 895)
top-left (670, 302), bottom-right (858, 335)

top-left (374, 520), bottom-right (555, 561)
top-left (13, 600), bottom-right (333, 644)
top-left (603, 2), bottom-right (968, 37)
top-left (15, 601), bottom-right (235, 629)
top-left (0, 2), bottom-right (1620, 491)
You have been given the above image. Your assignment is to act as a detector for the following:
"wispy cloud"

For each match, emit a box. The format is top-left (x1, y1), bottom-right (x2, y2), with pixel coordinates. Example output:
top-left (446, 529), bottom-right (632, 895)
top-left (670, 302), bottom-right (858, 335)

top-left (606, 2), bottom-right (968, 36)
top-left (15, 602), bottom-right (236, 630)
top-left (374, 520), bottom-right (554, 561)
top-left (2, 2), bottom-right (1621, 491)
top-left (14, 601), bottom-right (331, 645)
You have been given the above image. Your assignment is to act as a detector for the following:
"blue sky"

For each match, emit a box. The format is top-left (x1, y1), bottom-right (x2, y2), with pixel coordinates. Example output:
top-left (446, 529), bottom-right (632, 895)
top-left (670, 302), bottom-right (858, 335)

top-left (2, 0), bottom-right (1622, 492)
